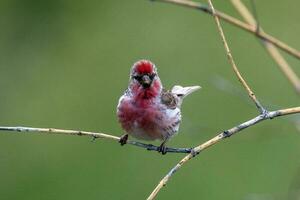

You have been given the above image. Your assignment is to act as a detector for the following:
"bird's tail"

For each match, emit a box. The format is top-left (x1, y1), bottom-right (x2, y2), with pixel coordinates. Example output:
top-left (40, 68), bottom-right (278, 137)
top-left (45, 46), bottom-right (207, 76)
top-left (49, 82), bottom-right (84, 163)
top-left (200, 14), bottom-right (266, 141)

top-left (171, 85), bottom-right (201, 98)
top-left (171, 85), bottom-right (201, 106)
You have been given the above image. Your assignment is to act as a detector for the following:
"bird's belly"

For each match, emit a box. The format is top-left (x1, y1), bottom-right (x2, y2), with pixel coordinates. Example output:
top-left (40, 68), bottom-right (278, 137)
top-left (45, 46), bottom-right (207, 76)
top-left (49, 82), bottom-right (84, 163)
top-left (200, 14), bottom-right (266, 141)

top-left (126, 110), bottom-right (165, 140)
top-left (129, 122), bottom-right (163, 141)
top-left (118, 102), bottom-right (180, 141)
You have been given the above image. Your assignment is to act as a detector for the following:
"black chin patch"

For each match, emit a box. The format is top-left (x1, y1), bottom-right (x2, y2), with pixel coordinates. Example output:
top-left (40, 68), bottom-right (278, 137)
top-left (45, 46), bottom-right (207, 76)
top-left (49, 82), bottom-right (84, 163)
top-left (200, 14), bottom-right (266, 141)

top-left (142, 83), bottom-right (151, 88)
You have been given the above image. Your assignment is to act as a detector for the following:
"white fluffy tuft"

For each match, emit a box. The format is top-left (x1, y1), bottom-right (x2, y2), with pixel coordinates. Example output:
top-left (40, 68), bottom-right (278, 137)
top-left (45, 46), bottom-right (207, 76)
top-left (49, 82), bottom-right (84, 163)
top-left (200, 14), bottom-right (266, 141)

top-left (171, 85), bottom-right (201, 98)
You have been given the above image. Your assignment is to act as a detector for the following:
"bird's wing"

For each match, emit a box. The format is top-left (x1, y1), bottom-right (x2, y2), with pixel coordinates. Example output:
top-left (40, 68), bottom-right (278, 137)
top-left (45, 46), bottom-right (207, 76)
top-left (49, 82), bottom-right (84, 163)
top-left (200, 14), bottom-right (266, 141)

top-left (161, 85), bottom-right (201, 109)
top-left (160, 89), bottom-right (178, 109)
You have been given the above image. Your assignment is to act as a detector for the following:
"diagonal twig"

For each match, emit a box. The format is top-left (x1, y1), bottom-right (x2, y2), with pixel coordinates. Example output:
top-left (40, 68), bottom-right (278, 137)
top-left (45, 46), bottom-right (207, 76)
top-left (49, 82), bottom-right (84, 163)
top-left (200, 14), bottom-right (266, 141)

top-left (230, 0), bottom-right (300, 94)
top-left (146, 106), bottom-right (300, 199)
top-left (151, 0), bottom-right (300, 60)
top-left (0, 126), bottom-right (192, 154)
top-left (207, 0), bottom-right (264, 113)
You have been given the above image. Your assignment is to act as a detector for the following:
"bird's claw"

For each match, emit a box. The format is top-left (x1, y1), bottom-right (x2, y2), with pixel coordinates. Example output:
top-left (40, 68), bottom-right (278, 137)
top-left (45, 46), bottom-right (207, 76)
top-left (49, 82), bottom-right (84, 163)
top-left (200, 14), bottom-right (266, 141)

top-left (158, 143), bottom-right (167, 155)
top-left (119, 134), bottom-right (128, 146)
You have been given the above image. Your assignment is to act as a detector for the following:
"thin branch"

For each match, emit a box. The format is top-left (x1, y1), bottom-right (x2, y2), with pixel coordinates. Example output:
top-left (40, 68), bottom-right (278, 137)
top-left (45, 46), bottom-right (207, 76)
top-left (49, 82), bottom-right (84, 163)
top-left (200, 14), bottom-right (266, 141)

top-left (249, 0), bottom-right (259, 29)
top-left (206, 0), bottom-right (264, 113)
top-left (147, 106), bottom-right (300, 199)
top-left (151, 0), bottom-right (300, 60)
top-left (0, 126), bottom-right (192, 154)
top-left (231, 0), bottom-right (300, 94)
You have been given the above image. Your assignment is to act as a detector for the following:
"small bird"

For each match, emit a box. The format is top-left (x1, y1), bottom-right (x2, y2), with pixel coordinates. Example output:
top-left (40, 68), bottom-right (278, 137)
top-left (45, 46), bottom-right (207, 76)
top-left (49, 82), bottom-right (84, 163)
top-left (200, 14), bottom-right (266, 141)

top-left (117, 60), bottom-right (200, 154)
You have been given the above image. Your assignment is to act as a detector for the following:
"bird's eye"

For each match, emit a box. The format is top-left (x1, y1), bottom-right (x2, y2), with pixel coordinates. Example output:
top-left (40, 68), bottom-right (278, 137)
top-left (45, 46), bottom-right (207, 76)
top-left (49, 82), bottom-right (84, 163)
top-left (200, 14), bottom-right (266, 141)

top-left (149, 73), bottom-right (156, 80)
top-left (133, 75), bottom-right (142, 81)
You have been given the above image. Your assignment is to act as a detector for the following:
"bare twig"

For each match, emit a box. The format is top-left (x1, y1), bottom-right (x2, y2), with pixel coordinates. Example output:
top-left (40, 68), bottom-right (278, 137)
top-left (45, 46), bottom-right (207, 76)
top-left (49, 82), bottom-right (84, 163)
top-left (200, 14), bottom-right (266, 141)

top-left (147, 106), bottom-right (300, 199)
top-left (0, 126), bottom-right (192, 154)
top-left (231, 0), bottom-right (300, 94)
top-left (151, 0), bottom-right (300, 60)
top-left (206, 0), bottom-right (264, 113)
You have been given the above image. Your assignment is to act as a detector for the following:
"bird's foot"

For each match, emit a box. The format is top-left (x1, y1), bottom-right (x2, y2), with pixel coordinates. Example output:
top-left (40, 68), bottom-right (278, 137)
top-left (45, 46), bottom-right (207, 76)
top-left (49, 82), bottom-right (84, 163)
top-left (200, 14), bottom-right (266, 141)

top-left (119, 134), bottom-right (128, 146)
top-left (158, 143), bottom-right (167, 155)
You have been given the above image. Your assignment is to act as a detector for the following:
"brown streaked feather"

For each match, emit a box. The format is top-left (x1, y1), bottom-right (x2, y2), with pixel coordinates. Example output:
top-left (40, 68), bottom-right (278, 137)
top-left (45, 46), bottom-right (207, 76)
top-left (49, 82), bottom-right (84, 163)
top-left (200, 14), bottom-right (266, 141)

top-left (161, 89), bottom-right (178, 109)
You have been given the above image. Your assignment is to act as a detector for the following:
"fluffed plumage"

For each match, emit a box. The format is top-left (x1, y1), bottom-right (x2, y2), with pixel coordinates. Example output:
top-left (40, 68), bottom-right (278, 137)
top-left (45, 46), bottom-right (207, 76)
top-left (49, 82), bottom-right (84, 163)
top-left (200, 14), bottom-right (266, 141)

top-left (117, 60), bottom-right (200, 154)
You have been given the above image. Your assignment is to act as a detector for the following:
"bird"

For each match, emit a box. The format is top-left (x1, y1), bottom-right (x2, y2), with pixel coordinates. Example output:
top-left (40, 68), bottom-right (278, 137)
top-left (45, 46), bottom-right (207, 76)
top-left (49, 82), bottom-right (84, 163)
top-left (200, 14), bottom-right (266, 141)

top-left (117, 60), bottom-right (200, 154)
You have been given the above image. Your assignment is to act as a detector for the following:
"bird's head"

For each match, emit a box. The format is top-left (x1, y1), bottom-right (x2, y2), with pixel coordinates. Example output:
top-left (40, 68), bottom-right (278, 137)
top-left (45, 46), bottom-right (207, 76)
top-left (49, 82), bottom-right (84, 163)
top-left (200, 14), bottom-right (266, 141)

top-left (130, 60), bottom-right (160, 89)
top-left (129, 60), bottom-right (162, 98)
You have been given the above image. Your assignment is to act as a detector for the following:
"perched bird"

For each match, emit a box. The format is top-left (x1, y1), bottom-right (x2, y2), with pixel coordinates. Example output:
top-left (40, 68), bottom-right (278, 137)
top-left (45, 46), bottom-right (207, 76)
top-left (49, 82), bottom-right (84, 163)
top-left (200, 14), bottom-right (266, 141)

top-left (117, 60), bottom-right (200, 154)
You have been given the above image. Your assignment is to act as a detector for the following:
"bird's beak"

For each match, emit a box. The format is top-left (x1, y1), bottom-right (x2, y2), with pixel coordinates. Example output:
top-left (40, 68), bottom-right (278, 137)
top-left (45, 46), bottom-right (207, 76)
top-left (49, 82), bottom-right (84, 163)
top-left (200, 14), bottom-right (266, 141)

top-left (141, 75), bottom-right (151, 88)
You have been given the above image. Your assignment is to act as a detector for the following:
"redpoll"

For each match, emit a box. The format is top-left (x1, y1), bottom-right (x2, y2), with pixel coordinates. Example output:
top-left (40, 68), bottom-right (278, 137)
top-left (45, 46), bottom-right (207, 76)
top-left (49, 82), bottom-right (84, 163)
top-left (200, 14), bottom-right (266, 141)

top-left (117, 60), bottom-right (200, 154)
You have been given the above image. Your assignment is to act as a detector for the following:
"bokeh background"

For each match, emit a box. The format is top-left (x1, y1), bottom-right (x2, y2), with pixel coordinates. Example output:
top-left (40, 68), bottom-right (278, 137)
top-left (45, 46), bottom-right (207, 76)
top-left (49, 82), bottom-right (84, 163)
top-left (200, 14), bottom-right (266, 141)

top-left (0, 0), bottom-right (300, 199)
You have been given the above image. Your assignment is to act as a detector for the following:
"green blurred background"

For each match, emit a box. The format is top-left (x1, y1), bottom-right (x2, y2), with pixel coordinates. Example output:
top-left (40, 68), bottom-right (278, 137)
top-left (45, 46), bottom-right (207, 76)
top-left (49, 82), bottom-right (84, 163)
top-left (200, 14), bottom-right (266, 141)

top-left (0, 0), bottom-right (300, 199)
